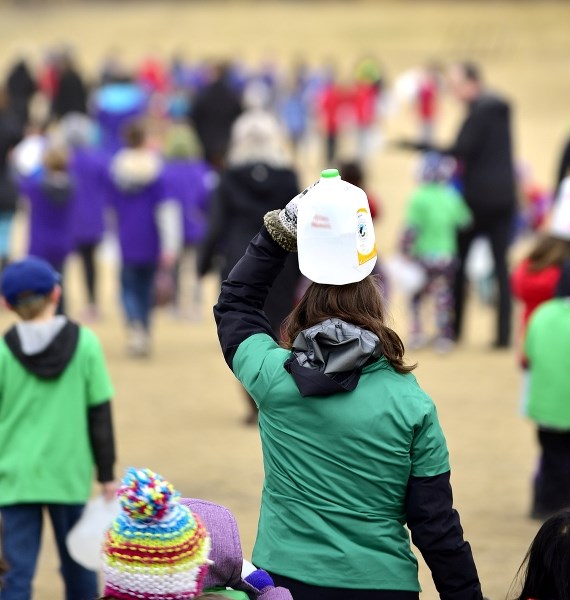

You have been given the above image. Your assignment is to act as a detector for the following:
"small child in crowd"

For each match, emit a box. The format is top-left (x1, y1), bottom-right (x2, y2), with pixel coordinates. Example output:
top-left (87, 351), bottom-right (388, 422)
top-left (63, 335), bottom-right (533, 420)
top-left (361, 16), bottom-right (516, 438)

top-left (106, 120), bottom-right (182, 356)
top-left (0, 257), bottom-right (117, 600)
top-left (17, 145), bottom-right (76, 313)
top-left (512, 509), bottom-right (570, 600)
top-left (524, 262), bottom-right (570, 519)
top-left (512, 175), bottom-right (570, 365)
top-left (401, 152), bottom-right (472, 352)
top-left (99, 467), bottom-right (292, 600)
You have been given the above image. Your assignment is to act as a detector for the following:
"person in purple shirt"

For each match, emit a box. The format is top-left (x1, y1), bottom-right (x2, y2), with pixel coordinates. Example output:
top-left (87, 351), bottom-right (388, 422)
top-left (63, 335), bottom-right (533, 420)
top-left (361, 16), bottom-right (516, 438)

top-left (61, 113), bottom-right (110, 320)
top-left (106, 120), bottom-right (181, 357)
top-left (18, 145), bottom-right (75, 313)
top-left (162, 123), bottom-right (213, 319)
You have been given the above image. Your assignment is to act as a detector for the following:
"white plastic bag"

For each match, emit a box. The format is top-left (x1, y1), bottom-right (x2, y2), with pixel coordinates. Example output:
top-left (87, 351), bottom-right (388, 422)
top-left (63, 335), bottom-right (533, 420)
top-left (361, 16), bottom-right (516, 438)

top-left (384, 254), bottom-right (427, 296)
top-left (465, 237), bottom-right (494, 282)
top-left (66, 496), bottom-right (120, 571)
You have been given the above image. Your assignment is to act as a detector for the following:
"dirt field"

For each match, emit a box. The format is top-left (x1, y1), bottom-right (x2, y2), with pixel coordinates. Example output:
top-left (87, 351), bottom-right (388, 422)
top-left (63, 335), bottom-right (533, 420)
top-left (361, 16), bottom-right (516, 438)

top-left (2, 1), bottom-right (570, 598)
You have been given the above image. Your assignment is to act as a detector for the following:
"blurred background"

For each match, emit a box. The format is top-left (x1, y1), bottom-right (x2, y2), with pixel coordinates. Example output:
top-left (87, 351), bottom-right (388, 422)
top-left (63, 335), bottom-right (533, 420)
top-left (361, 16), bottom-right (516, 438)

top-left (1, 1), bottom-right (570, 598)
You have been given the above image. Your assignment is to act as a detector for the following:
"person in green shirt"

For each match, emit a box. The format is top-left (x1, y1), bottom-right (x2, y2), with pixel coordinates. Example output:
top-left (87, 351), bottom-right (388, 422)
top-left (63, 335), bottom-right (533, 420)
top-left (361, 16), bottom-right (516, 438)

top-left (525, 262), bottom-right (570, 519)
top-left (0, 257), bottom-right (117, 600)
top-left (214, 171), bottom-right (482, 600)
top-left (401, 152), bottom-right (472, 352)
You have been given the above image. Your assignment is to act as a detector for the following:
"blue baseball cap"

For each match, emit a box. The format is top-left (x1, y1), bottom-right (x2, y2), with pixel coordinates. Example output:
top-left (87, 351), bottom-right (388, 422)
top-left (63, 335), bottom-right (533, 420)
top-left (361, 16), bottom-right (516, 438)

top-left (1, 257), bottom-right (61, 307)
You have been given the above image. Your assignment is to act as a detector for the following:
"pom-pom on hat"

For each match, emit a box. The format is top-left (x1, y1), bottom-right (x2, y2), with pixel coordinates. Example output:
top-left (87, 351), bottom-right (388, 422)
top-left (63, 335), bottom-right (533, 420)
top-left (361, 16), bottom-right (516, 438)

top-left (102, 468), bottom-right (211, 600)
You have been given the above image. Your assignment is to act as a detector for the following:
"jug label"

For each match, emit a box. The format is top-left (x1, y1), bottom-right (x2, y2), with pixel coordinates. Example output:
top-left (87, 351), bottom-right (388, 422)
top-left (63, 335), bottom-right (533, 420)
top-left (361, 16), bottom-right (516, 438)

top-left (356, 208), bottom-right (376, 265)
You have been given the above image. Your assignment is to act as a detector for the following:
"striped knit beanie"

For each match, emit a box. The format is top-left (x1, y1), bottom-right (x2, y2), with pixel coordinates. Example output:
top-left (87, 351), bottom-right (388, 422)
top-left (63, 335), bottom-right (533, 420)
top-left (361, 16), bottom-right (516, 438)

top-left (102, 468), bottom-right (211, 600)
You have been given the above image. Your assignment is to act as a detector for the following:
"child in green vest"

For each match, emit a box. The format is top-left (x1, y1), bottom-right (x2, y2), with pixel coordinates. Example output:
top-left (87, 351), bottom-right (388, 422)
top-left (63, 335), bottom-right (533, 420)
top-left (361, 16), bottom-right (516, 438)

top-left (0, 256), bottom-right (117, 600)
top-left (525, 261), bottom-right (570, 519)
top-left (401, 152), bottom-right (472, 352)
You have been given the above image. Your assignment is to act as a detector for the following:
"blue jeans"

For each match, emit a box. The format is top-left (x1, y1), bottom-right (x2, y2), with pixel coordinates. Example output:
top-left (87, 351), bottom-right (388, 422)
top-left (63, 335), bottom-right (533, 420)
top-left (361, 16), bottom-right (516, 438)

top-left (0, 504), bottom-right (98, 600)
top-left (120, 264), bottom-right (156, 331)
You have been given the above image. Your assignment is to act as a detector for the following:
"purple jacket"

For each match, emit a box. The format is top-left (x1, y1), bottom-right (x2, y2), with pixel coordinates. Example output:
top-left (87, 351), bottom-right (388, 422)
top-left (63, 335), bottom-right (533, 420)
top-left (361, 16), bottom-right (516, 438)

top-left (106, 149), bottom-right (165, 266)
top-left (19, 170), bottom-right (75, 266)
top-left (69, 147), bottom-right (109, 246)
top-left (181, 498), bottom-right (292, 600)
top-left (162, 159), bottom-right (211, 245)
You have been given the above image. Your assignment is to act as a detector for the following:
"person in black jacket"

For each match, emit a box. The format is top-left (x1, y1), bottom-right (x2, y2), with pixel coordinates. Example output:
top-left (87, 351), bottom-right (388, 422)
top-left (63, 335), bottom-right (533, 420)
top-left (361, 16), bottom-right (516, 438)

top-left (400, 62), bottom-right (516, 347)
top-left (190, 62), bottom-right (242, 169)
top-left (447, 63), bottom-right (516, 347)
top-left (51, 52), bottom-right (88, 120)
top-left (0, 88), bottom-right (23, 272)
top-left (5, 57), bottom-right (37, 128)
top-left (198, 110), bottom-right (301, 423)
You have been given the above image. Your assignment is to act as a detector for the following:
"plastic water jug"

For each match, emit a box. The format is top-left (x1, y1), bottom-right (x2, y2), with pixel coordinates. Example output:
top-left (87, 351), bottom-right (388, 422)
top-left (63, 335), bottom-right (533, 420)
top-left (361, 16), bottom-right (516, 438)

top-left (297, 168), bottom-right (377, 285)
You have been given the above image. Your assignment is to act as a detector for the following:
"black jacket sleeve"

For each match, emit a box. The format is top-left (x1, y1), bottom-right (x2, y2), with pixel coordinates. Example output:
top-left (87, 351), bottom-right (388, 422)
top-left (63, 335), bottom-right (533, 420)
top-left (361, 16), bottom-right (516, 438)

top-left (405, 471), bottom-right (483, 600)
top-left (214, 226), bottom-right (289, 370)
top-left (197, 177), bottom-right (229, 277)
top-left (555, 137), bottom-right (570, 197)
top-left (396, 107), bottom-right (485, 162)
top-left (88, 401), bottom-right (116, 483)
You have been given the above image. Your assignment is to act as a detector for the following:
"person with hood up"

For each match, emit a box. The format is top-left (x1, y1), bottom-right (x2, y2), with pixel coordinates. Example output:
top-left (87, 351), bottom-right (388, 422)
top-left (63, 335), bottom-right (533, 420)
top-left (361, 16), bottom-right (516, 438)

top-left (0, 257), bottom-right (117, 600)
top-left (106, 119), bottom-right (182, 357)
top-left (198, 110), bottom-right (301, 424)
top-left (17, 144), bottom-right (75, 313)
top-left (213, 169), bottom-right (483, 600)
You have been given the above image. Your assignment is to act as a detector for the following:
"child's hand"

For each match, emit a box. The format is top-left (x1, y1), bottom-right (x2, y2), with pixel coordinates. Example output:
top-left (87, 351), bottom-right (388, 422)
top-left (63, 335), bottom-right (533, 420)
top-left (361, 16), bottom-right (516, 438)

top-left (101, 480), bottom-right (119, 502)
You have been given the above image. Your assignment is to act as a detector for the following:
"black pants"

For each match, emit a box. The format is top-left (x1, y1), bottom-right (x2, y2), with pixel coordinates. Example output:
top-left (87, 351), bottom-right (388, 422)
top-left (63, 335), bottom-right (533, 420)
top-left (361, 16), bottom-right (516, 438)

top-left (454, 215), bottom-right (513, 346)
top-left (268, 572), bottom-right (419, 600)
top-left (326, 132), bottom-right (338, 164)
top-left (76, 243), bottom-right (98, 305)
top-left (533, 428), bottom-right (570, 518)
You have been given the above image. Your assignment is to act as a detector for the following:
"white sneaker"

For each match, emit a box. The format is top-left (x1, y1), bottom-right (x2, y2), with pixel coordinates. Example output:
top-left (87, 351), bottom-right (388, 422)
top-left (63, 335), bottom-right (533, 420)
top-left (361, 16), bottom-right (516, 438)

top-left (127, 325), bottom-right (151, 358)
top-left (433, 337), bottom-right (455, 354)
top-left (408, 333), bottom-right (429, 350)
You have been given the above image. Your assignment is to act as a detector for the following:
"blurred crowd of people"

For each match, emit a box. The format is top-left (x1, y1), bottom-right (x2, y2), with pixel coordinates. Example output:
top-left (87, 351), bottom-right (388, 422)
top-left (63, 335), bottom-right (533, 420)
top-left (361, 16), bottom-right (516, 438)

top-left (3, 42), bottom-right (570, 600)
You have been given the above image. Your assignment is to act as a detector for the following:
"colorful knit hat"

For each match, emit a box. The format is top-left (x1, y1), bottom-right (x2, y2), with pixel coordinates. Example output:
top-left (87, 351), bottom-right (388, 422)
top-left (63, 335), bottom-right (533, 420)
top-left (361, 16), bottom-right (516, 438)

top-left (102, 468), bottom-right (211, 600)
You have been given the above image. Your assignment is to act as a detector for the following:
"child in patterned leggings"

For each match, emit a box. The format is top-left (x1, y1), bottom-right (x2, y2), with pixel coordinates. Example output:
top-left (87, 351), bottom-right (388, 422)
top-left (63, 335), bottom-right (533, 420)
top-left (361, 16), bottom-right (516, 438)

top-left (401, 153), bottom-right (472, 352)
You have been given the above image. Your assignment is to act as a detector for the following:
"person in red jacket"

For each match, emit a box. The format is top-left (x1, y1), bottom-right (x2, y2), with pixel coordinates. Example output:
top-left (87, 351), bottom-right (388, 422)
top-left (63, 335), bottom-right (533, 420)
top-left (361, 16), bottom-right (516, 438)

top-left (512, 235), bottom-right (570, 364)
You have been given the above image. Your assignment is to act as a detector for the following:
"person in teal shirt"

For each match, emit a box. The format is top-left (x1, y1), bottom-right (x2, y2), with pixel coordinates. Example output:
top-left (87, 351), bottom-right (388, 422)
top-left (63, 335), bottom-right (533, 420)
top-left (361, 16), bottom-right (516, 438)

top-left (525, 262), bottom-right (570, 519)
top-left (401, 152), bottom-right (472, 352)
top-left (214, 174), bottom-right (482, 600)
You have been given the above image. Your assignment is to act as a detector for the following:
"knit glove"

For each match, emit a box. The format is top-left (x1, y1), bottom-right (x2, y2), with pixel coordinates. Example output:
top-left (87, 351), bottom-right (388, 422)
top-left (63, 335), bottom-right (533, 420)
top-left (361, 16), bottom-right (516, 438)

top-left (263, 181), bottom-right (318, 252)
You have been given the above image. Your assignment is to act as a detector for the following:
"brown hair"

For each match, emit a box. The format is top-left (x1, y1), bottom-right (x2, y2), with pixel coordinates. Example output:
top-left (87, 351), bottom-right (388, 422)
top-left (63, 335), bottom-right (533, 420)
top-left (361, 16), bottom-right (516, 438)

top-left (282, 276), bottom-right (416, 375)
top-left (123, 120), bottom-right (147, 148)
top-left (12, 295), bottom-right (52, 320)
top-left (42, 146), bottom-right (68, 173)
top-left (528, 235), bottom-right (570, 271)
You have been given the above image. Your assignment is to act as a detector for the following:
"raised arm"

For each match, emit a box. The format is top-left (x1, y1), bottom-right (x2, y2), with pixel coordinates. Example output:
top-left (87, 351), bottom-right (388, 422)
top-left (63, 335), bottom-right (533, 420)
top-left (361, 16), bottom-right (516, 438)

top-left (213, 223), bottom-right (290, 370)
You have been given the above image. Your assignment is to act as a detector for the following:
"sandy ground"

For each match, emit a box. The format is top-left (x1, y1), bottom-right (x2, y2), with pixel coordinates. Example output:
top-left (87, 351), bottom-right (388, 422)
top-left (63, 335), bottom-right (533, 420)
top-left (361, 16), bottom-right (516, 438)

top-left (2, 1), bottom-right (570, 598)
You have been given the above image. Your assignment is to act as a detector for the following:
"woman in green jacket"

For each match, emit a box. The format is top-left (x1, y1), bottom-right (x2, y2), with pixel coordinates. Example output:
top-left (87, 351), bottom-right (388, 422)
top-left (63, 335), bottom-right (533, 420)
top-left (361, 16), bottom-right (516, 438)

top-left (214, 171), bottom-right (482, 600)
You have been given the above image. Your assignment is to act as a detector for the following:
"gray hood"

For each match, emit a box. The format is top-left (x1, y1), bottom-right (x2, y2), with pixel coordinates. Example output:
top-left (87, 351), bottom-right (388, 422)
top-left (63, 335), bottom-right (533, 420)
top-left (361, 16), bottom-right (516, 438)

top-left (284, 318), bottom-right (381, 397)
